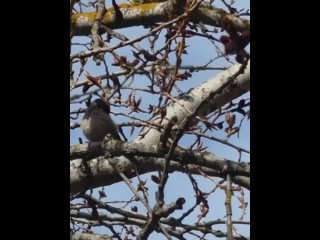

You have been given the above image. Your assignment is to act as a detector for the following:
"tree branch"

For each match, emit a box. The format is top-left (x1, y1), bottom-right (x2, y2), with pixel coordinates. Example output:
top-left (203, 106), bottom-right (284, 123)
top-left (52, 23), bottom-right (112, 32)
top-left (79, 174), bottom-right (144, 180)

top-left (71, 1), bottom-right (249, 36)
top-left (70, 139), bottom-right (249, 176)
top-left (70, 154), bottom-right (249, 194)
top-left (136, 60), bottom-right (250, 145)
top-left (71, 233), bottom-right (112, 240)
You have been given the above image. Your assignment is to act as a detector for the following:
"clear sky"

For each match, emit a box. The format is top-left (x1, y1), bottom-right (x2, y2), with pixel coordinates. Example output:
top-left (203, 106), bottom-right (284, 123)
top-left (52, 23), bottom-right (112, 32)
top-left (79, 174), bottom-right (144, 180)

top-left (71, 1), bottom-right (250, 239)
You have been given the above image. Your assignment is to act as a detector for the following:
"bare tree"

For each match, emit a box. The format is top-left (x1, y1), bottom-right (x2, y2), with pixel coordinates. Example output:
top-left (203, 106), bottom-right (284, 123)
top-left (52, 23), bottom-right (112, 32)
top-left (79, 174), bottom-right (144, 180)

top-left (70, 1), bottom-right (250, 239)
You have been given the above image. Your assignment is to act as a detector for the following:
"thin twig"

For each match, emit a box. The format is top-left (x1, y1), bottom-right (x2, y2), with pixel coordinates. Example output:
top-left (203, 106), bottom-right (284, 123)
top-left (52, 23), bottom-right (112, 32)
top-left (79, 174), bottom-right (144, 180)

top-left (225, 173), bottom-right (233, 240)
top-left (114, 166), bottom-right (153, 215)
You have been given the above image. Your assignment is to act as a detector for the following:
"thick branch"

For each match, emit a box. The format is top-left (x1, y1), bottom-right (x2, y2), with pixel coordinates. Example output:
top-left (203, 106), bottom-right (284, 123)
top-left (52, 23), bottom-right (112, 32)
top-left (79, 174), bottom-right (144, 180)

top-left (71, 2), bottom-right (249, 36)
top-left (70, 140), bottom-right (249, 176)
top-left (70, 155), bottom-right (249, 194)
top-left (71, 233), bottom-right (112, 240)
top-left (136, 60), bottom-right (250, 145)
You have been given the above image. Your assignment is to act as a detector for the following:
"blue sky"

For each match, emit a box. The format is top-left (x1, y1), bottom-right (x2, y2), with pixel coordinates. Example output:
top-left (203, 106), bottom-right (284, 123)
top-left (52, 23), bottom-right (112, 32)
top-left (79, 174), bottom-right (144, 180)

top-left (71, 0), bottom-right (250, 238)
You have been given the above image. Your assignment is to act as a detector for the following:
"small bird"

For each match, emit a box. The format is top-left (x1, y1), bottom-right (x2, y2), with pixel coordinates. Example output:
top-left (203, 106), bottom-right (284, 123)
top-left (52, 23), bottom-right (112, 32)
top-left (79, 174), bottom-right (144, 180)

top-left (81, 98), bottom-right (121, 142)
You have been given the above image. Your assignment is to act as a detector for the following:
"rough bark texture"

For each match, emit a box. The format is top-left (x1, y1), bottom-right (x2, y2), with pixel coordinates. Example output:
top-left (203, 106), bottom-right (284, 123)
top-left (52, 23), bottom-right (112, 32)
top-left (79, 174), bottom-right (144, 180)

top-left (71, 2), bottom-right (250, 35)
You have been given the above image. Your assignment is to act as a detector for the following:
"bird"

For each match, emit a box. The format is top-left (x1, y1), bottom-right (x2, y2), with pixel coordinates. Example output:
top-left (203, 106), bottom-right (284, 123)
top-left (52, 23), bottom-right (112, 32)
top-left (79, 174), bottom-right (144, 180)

top-left (81, 98), bottom-right (121, 142)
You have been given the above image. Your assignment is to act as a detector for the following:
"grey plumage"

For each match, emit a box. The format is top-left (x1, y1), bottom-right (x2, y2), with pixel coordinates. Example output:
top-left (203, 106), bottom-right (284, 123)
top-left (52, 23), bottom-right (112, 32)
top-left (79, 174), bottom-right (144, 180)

top-left (81, 99), bottom-right (121, 142)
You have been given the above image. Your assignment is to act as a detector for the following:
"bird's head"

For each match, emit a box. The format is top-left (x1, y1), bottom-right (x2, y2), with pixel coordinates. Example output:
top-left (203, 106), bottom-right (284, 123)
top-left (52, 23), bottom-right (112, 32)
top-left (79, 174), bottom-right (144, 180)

top-left (89, 98), bottom-right (110, 114)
